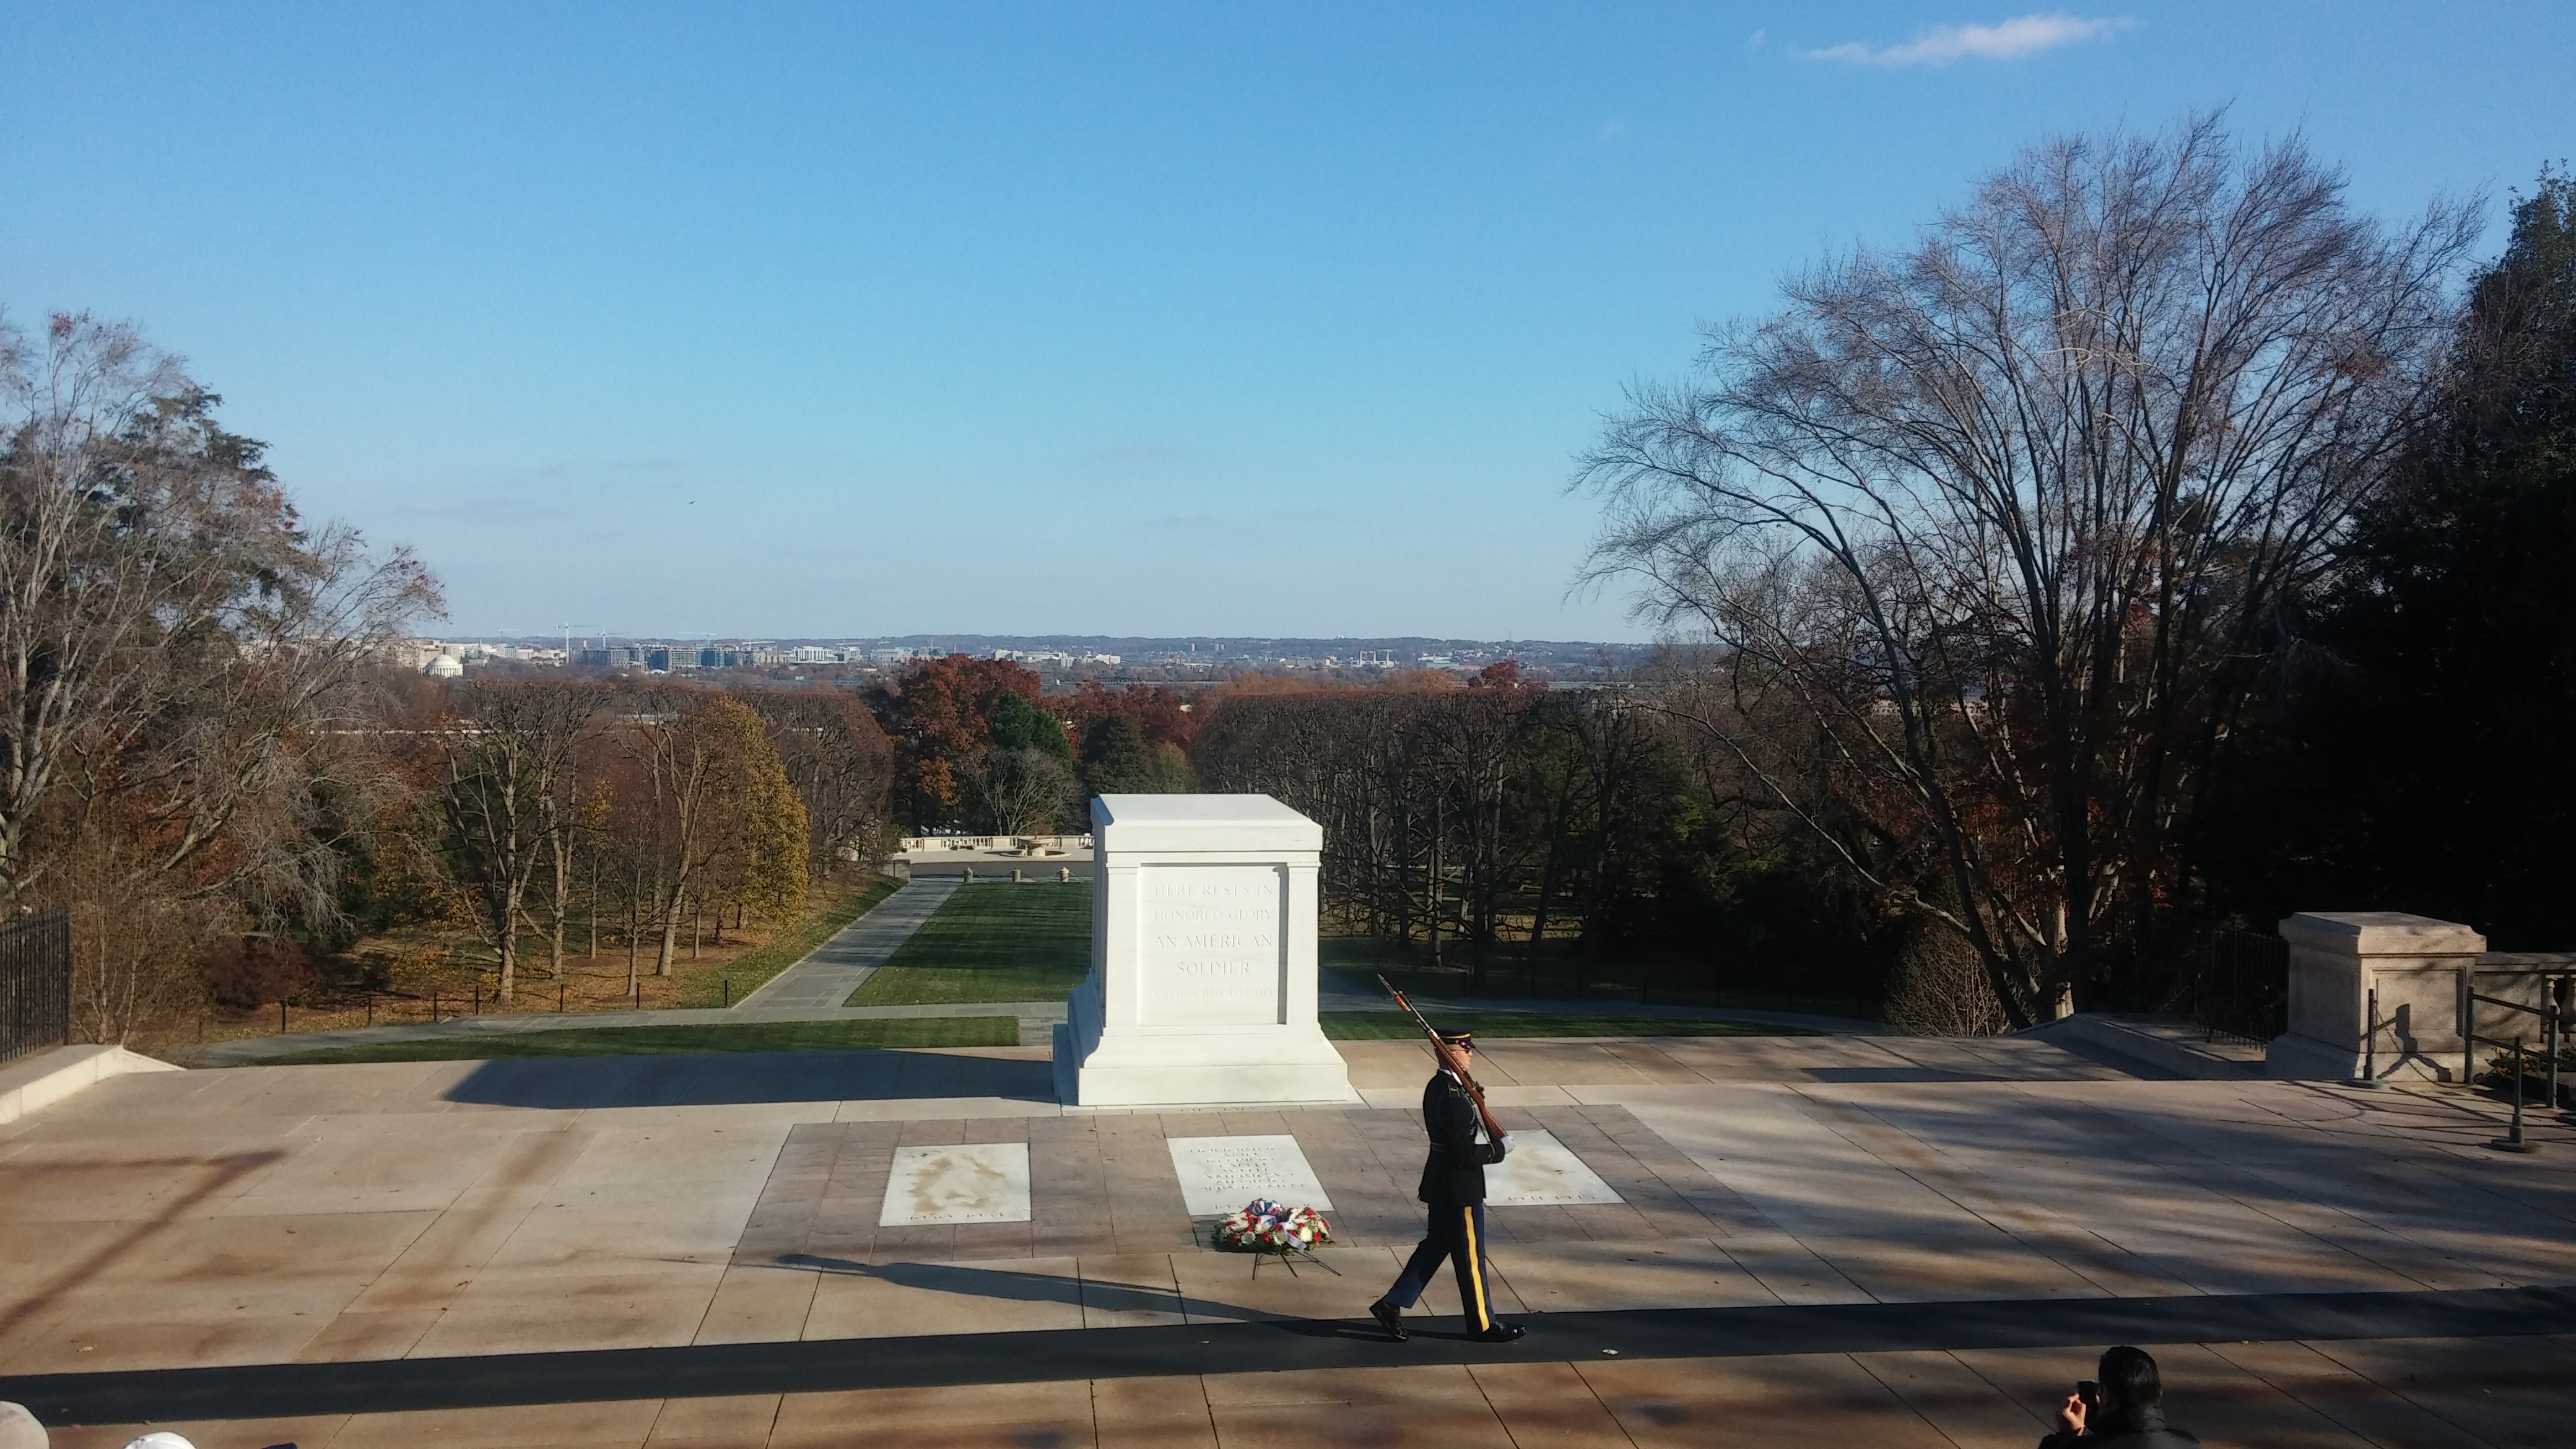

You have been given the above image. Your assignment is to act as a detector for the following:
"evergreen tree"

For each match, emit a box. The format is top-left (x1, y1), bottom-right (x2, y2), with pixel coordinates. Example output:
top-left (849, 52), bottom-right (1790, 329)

top-left (1078, 715), bottom-right (1155, 796)
top-left (987, 689), bottom-right (1071, 763)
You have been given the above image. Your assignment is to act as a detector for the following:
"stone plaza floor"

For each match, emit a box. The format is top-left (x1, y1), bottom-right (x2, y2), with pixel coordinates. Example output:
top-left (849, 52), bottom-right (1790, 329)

top-left (1, 1033), bottom-right (2570, 1446)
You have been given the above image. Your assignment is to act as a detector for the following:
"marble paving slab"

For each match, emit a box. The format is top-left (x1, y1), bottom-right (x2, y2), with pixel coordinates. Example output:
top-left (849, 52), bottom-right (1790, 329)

top-left (1167, 1134), bottom-right (1334, 1216)
top-left (877, 1142), bottom-right (1032, 1227)
top-left (1484, 1127), bottom-right (1624, 1206)
top-left (736, 1109), bottom-right (1776, 1264)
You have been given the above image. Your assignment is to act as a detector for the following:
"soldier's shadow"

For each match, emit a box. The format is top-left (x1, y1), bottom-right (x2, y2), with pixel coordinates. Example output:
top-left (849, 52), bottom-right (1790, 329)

top-left (774, 1254), bottom-right (1390, 1339)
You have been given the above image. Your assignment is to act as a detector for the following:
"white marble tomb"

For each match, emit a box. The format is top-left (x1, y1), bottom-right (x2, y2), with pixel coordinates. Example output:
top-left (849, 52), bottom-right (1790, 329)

top-left (877, 1142), bottom-right (1033, 1227)
top-left (1482, 1129), bottom-right (1624, 1208)
top-left (1053, 794), bottom-right (1358, 1107)
top-left (1167, 1134), bottom-right (1336, 1216)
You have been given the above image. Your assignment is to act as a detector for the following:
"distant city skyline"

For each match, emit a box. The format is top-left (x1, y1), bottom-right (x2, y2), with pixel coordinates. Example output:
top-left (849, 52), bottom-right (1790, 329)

top-left (420, 631), bottom-right (1656, 677)
top-left (7, 4), bottom-right (2568, 640)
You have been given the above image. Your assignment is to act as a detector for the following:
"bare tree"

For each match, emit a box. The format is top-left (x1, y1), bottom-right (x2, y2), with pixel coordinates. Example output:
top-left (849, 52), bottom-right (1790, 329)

top-left (972, 747), bottom-right (1075, 837)
top-left (0, 313), bottom-right (434, 903)
top-left (747, 690), bottom-right (894, 873)
top-left (433, 682), bottom-right (599, 1004)
top-left (1, 312), bottom-right (440, 1037)
top-left (1579, 116), bottom-right (2474, 1025)
top-left (612, 690), bottom-right (802, 975)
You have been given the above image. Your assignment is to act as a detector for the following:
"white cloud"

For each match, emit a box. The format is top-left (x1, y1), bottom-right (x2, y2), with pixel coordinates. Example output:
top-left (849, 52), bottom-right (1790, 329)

top-left (1746, 28), bottom-right (1767, 49)
top-left (1803, 12), bottom-right (2131, 67)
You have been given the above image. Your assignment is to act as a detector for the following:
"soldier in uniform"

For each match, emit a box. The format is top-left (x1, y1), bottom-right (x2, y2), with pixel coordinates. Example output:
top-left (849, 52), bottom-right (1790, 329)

top-left (1369, 1031), bottom-right (1526, 1342)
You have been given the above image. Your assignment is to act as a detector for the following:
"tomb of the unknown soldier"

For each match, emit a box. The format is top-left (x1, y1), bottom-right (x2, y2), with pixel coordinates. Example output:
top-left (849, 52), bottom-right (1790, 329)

top-left (1052, 794), bottom-right (1356, 1109)
top-left (1, 859), bottom-right (2571, 1447)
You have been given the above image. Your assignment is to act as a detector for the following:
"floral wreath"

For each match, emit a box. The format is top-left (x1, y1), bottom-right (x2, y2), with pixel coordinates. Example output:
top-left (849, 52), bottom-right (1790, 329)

top-left (1211, 1198), bottom-right (1334, 1256)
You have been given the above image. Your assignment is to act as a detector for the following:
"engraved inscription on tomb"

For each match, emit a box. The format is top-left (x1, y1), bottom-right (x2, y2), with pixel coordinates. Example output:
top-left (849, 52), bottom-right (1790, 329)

top-left (1167, 1134), bottom-right (1336, 1216)
top-left (1138, 864), bottom-right (1285, 1025)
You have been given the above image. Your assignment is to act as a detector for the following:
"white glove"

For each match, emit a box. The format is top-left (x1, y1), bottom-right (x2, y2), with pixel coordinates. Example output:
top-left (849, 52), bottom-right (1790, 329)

top-left (1497, 1133), bottom-right (1516, 1157)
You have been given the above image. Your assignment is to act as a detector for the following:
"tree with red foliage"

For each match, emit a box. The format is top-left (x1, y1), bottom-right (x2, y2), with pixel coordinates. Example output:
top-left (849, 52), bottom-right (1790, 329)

top-left (1060, 680), bottom-right (1198, 749)
top-left (1469, 660), bottom-right (1531, 690)
top-left (862, 655), bottom-right (1052, 830)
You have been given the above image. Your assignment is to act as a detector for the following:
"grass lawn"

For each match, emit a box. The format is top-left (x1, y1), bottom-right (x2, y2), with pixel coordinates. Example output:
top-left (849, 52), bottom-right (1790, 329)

top-left (1320, 1011), bottom-right (1818, 1040)
top-left (1322, 957), bottom-right (1875, 1023)
top-left (847, 883), bottom-right (1091, 1006)
top-left (250, 1016), bottom-right (1019, 1064)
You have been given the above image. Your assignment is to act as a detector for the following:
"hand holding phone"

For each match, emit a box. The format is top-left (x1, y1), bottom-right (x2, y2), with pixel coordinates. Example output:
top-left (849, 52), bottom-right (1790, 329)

top-left (2057, 1381), bottom-right (2097, 1434)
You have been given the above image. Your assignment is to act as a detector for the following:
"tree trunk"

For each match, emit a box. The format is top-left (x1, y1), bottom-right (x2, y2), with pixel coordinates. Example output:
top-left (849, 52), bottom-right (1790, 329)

top-left (1427, 804), bottom-right (1445, 970)
top-left (548, 852), bottom-right (567, 983)
top-left (1528, 781), bottom-right (1569, 948)
top-left (494, 882), bottom-right (520, 1005)
top-left (626, 871), bottom-right (641, 991)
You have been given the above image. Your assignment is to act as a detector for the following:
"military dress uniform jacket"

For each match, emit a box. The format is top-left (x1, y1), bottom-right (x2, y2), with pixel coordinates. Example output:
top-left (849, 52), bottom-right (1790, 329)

top-left (1416, 1072), bottom-right (1504, 1205)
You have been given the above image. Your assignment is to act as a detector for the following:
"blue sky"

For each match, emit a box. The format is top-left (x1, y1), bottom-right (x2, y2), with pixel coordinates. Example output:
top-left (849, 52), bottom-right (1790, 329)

top-left (4, 4), bottom-right (2567, 642)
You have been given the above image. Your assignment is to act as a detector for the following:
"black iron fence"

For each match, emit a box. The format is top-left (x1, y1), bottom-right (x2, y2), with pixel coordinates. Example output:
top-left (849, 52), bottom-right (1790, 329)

top-left (0, 907), bottom-right (73, 1063)
top-left (2144, 918), bottom-right (2289, 1046)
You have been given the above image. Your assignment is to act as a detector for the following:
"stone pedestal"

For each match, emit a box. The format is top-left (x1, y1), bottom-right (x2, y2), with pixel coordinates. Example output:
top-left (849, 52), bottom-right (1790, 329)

top-left (1051, 794), bottom-right (1357, 1108)
top-left (2269, 912), bottom-right (2485, 1082)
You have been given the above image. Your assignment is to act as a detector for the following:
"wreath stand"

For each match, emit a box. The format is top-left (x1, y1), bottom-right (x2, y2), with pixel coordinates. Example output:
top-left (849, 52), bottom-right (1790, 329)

top-left (1247, 1246), bottom-right (1342, 1281)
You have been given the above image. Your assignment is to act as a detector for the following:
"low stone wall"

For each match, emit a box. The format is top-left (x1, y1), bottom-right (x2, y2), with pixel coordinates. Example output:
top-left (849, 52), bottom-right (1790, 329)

top-left (2263, 913), bottom-right (2574, 1083)
top-left (0, 1043), bottom-right (183, 1123)
top-left (2040, 1014), bottom-right (2265, 1080)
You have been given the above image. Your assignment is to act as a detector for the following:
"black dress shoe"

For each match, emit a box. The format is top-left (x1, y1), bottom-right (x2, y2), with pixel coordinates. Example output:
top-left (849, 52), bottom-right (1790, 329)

top-left (1370, 1300), bottom-right (1409, 1342)
top-left (1469, 1322), bottom-right (1526, 1343)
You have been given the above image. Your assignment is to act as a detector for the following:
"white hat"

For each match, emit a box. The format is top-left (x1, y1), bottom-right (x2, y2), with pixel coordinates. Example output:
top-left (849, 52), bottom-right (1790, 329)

top-left (121, 1435), bottom-right (195, 1449)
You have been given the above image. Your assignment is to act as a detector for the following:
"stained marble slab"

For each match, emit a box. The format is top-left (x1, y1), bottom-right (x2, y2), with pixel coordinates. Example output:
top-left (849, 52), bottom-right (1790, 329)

top-left (877, 1142), bottom-right (1033, 1227)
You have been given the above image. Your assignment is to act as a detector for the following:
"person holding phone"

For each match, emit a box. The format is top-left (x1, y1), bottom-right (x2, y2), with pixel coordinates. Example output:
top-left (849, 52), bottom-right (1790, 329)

top-left (2040, 1346), bottom-right (2198, 1446)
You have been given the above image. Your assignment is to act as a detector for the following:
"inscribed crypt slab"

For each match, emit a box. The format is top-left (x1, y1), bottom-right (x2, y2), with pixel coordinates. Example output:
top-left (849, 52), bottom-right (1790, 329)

top-left (1484, 1128), bottom-right (1624, 1207)
top-left (1167, 1134), bottom-right (1334, 1216)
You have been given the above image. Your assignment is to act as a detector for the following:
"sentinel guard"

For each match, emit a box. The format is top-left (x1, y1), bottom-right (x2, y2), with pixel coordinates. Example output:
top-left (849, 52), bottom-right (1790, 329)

top-left (1368, 981), bottom-right (1527, 1344)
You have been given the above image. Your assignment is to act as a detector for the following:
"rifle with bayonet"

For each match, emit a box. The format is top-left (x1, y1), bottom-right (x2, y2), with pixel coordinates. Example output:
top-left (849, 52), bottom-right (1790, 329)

top-left (1378, 973), bottom-right (1507, 1146)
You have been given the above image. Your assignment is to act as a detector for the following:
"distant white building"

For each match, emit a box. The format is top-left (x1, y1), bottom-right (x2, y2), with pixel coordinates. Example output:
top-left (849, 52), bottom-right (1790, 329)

top-left (989, 648), bottom-right (1122, 668)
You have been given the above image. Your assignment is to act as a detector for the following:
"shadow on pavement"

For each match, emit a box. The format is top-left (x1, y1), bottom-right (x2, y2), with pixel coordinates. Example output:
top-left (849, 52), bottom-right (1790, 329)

top-left (780, 1254), bottom-right (1181, 1316)
top-left (8, 1285), bottom-right (2571, 1427)
top-left (442, 1048), bottom-right (1056, 1109)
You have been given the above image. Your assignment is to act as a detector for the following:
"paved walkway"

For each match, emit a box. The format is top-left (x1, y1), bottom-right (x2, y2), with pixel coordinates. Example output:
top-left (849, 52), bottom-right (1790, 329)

top-left (4, 1038), bottom-right (2570, 1446)
top-left (737, 875), bottom-right (961, 1011)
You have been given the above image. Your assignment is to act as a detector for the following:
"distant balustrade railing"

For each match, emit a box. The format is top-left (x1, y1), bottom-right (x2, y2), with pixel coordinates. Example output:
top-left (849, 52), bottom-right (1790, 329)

top-left (895, 834), bottom-right (1093, 855)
